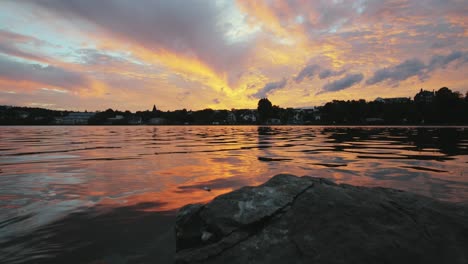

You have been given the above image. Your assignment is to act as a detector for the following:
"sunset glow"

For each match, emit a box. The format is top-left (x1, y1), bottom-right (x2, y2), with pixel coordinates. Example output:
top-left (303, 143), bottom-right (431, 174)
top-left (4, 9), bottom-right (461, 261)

top-left (0, 0), bottom-right (467, 111)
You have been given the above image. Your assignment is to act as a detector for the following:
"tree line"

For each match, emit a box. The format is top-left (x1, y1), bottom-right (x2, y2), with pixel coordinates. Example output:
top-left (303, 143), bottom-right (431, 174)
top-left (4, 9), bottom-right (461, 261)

top-left (0, 87), bottom-right (467, 125)
top-left (316, 87), bottom-right (468, 125)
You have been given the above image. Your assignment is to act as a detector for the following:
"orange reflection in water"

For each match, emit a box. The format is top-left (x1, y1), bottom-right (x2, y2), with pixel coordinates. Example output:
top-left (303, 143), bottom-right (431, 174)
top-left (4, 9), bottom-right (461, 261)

top-left (0, 126), bottom-right (467, 218)
top-left (96, 146), bottom-right (273, 211)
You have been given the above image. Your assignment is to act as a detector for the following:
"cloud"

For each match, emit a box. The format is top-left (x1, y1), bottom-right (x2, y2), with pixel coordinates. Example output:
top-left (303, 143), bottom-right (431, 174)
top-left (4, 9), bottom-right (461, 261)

top-left (2, 0), bottom-right (468, 111)
top-left (252, 78), bottom-right (288, 98)
top-left (0, 29), bottom-right (45, 45)
top-left (27, 0), bottom-right (253, 75)
top-left (76, 49), bottom-right (128, 66)
top-left (320, 73), bottom-right (364, 94)
top-left (294, 63), bottom-right (345, 83)
top-left (366, 59), bottom-right (426, 85)
top-left (0, 43), bottom-right (48, 63)
top-left (0, 30), bottom-right (51, 63)
top-left (319, 69), bottom-right (345, 79)
top-left (427, 51), bottom-right (468, 72)
top-left (0, 55), bottom-right (88, 89)
top-left (367, 51), bottom-right (468, 85)
top-left (294, 64), bottom-right (320, 83)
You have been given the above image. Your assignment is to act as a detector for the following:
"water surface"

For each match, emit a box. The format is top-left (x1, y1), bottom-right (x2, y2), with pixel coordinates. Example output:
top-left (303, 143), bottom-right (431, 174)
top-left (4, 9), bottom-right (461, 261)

top-left (1, 126), bottom-right (467, 263)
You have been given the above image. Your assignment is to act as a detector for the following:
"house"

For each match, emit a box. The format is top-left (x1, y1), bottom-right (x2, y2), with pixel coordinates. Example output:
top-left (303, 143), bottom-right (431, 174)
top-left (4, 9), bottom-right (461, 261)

top-left (60, 112), bottom-right (96, 125)
top-left (386, 97), bottom-right (411, 103)
top-left (128, 116), bottom-right (142, 125)
top-left (314, 114), bottom-right (321, 121)
top-left (17, 111), bottom-right (29, 119)
top-left (148, 117), bottom-right (167, 125)
top-left (266, 118), bottom-right (281, 125)
top-left (107, 115), bottom-right (124, 122)
top-left (365, 117), bottom-right (384, 124)
top-left (374, 97), bottom-right (385, 103)
top-left (289, 109), bottom-right (304, 124)
top-left (227, 111), bottom-right (237, 124)
top-left (414, 89), bottom-right (435, 103)
top-left (241, 111), bottom-right (257, 123)
top-left (374, 97), bottom-right (411, 104)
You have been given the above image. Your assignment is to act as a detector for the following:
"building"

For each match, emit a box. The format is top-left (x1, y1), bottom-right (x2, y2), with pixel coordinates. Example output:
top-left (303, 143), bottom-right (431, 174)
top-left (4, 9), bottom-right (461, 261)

top-left (148, 117), bottom-right (167, 125)
top-left (374, 97), bottom-right (411, 104)
top-left (374, 97), bottom-right (385, 103)
top-left (227, 111), bottom-right (237, 124)
top-left (241, 111), bottom-right (257, 123)
top-left (314, 113), bottom-right (321, 121)
top-left (59, 112), bottom-right (96, 125)
top-left (266, 118), bottom-right (281, 125)
top-left (128, 116), bottom-right (142, 125)
top-left (295, 109), bottom-right (305, 123)
top-left (365, 117), bottom-right (384, 124)
top-left (414, 89), bottom-right (435, 103)
top-left (107, 115), bottom-right (124, 122)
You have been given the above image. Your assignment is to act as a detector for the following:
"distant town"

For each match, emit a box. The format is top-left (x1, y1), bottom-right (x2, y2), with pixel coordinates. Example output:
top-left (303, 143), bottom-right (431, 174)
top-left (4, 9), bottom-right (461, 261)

top-left (1, 87), bottom-right (467, 125)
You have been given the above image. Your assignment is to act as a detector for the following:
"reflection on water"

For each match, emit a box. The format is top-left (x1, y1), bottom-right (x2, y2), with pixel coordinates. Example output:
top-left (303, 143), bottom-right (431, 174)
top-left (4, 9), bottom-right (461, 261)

top-left (0, 126), bottom-right (467, 263)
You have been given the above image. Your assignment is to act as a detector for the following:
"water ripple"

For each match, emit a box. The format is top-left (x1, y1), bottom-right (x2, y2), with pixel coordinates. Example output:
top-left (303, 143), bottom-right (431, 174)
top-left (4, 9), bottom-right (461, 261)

top-left (0, 125), bottom-right (467, 263)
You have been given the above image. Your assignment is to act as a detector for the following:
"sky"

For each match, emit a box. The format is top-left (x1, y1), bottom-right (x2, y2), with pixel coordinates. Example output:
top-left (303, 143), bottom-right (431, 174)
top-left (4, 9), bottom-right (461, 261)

top-left (0, 0), bottom-right (467, 111)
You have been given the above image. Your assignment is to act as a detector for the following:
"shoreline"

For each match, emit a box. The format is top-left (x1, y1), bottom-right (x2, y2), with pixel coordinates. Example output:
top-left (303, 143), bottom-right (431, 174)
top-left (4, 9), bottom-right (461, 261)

top-left (1, 124), bottom-right (468, 127)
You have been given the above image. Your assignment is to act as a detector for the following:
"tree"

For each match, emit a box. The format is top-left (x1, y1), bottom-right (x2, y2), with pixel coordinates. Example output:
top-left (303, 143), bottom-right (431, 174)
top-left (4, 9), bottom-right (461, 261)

top-left (257, 98), bottom-right (273, 124)
top-left (435, 87), bottom-right (461, 123)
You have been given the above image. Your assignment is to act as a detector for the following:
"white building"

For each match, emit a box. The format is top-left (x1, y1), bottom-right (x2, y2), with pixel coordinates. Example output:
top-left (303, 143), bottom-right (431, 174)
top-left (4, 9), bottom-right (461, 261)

top-left (59, 112), bottom-right (96, 125)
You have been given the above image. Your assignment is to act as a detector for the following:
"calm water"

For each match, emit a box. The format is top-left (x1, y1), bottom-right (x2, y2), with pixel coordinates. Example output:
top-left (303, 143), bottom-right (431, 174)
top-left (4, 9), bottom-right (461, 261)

top-left (1, 126), bottom-right (467, 263)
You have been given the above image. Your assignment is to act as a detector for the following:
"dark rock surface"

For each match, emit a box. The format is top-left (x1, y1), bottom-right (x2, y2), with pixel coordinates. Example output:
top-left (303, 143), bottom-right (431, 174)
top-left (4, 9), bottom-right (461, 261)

top-left (175, 174), bottom-right (468, 264)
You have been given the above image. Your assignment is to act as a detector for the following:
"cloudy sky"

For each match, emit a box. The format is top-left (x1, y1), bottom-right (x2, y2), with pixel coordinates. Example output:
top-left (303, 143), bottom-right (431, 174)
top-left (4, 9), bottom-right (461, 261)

top-left (0, 0), bottom-right (467, 111)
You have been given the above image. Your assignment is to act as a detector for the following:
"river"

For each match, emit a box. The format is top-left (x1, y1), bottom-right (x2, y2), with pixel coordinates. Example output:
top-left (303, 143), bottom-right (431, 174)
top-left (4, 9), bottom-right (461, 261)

top-left (1, 126), bottom-right (467, 263)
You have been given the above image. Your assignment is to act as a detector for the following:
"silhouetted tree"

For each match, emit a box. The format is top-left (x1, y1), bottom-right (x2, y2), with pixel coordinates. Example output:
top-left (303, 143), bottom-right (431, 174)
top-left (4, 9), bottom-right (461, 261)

top-left (257, 98), bottom-right (273, 124)
top-left (192, 108), bottom-right (215, 124)
top-left (434, 87), bottom-right (463, 123)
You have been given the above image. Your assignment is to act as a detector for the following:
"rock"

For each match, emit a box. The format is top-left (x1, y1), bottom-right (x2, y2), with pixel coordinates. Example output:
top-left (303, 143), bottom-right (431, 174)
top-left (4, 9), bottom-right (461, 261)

top-left (175, 174), bottom-right (468, 264)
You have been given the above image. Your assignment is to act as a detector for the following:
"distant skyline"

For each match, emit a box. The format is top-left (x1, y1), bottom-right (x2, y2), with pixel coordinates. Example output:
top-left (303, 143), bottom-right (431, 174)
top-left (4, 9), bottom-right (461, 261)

top-left (0, 0), bottom-right (467, 111)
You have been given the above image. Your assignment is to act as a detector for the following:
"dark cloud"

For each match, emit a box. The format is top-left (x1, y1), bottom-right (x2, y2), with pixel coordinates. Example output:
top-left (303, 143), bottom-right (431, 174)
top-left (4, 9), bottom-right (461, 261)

top-left (76, 49), bottom-right (126, 66)
top-left (427, 51), bottom-right (468, 72)
top-left (430, 39), bottom-right (453, 50)
top-left (319, 69), bottom-right (345, 79)
top-left (294, 64), bottom-right (319, 83)
top-left (0, 55), bottom-right (88, 89)
top-left (295, 64), bottom-right (345, 83)
top-left (27, 0), bottom-right (253, 74)
top-left (252, 78), bottom-right (287, 98)
top-left (367, 51), bottom-right (468, 85)
top-left (320, 73), bottom-right (363, 94)
top-left (366, 59), bottom-right (426, 85)
top-left (0, 30), bottom-right (50, 63)
top-left (0, 43), bottom-right (48, 63)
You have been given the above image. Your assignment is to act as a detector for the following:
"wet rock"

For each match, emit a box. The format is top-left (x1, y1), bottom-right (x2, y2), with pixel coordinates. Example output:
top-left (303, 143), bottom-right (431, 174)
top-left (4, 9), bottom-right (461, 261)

top-left (175, 174), bottom-right (468, 264)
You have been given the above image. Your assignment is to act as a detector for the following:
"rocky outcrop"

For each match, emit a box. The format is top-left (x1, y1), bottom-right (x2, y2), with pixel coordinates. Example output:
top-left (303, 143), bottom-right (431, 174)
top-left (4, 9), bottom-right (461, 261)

top-left (175, 174), bottom-right (468, 264)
